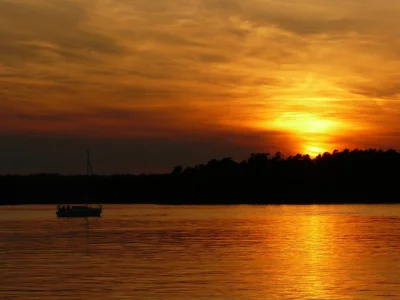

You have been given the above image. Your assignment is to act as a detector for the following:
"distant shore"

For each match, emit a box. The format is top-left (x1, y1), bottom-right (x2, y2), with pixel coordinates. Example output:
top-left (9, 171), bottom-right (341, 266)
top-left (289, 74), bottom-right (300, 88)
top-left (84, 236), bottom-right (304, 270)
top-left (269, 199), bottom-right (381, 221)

top-left (1, 149), bottom-right (400, 206)
top-left (2, 202), bottom-right (400, 206)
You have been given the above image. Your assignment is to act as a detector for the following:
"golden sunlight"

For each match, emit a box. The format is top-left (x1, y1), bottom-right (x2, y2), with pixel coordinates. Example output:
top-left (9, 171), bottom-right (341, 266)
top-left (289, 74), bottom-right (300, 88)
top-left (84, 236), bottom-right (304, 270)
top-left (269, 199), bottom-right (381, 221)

top-left (271, 112), bottom-right (339, 134)
top-left (272, 112), bottom-right (341, 156)
top-left (247, 111), bottom-right (344, 156)
top-left (303, 145), bottom-right (325, 157)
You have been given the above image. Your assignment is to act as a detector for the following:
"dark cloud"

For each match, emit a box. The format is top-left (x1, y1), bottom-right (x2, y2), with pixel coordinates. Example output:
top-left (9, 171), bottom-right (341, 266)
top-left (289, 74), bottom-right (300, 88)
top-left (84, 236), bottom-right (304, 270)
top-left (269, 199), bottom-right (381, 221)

top-left (223, 0), bottom-right (400, 37)
top-left (0, 129), bottom-right (293, 174)
top-left (250, 14), bottom-right (370, 36)
top-left (0, 0), bottom-right (125, 64)
top-left (0, 103), bottom-right (226, 138)
top-left (350, 81), bottom-right (400, 99)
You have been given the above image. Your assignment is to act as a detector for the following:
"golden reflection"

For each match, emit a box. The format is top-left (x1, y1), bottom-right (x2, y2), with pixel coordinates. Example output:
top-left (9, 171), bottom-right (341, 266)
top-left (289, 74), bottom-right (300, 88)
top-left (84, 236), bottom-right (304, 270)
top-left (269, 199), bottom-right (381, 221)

top-left (298, 213), bottom-right (330, 298)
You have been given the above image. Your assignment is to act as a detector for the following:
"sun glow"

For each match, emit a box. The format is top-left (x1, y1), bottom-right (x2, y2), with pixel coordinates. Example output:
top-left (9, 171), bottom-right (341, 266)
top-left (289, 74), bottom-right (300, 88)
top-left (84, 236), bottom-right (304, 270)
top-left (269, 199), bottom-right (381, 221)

top-left (271, 112), bottom-right (339, 134)
top-left (273, 113), bottom-right (340, 156)
top-left (304, 145), bottom-right (325, 157)
top-left (251, 111), bottom-right (345, 157)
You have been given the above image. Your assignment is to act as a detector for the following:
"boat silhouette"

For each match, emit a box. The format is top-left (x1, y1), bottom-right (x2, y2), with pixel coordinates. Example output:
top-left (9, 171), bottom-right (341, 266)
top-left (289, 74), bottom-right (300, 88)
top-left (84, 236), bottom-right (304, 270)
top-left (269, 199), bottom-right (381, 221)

top-left (56, 151), bottom-right (103, 218)
top-left (56, 204), bottom-right (102, 218)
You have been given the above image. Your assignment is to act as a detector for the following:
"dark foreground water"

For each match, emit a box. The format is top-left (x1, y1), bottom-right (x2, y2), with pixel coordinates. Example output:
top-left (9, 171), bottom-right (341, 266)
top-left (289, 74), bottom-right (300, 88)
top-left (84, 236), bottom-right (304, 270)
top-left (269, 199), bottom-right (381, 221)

top-left (1, 204), bottom-right (400, 299)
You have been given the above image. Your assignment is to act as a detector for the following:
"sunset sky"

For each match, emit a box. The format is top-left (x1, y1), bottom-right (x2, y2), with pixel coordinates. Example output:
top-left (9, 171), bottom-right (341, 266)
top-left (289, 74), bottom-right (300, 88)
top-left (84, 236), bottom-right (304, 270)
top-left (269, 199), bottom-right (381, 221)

top-left (1, 0), bottom-right (400, 174)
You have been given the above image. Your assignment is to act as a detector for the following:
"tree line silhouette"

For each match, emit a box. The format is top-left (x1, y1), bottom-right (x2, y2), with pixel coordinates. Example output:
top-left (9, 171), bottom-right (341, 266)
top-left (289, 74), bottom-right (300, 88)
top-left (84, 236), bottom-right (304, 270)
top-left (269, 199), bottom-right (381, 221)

top-left (1, 148), bottom-right (400, 205)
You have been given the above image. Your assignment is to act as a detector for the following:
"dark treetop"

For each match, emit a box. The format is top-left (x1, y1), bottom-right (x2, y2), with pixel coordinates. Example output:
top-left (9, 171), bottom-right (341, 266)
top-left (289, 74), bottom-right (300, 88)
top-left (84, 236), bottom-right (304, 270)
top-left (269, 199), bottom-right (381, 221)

top-left (1, 148), bottom-right (399, 205)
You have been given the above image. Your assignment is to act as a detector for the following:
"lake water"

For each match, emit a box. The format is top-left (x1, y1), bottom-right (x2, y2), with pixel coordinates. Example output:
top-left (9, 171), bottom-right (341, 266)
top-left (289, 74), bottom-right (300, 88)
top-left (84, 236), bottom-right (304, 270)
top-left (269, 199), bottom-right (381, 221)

top-left (1, 204), bottom-right (400, 299)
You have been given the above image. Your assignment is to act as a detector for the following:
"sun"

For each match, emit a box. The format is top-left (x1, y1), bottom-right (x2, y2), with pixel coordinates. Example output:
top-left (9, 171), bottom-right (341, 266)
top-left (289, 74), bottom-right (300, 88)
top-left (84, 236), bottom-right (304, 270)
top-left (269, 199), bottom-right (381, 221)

top-left (265, 112), bottom-right (341, 157)
top-left (302, 144), bottom-right (325, 157)
top-left (247, 110), bottom-right (347, 157)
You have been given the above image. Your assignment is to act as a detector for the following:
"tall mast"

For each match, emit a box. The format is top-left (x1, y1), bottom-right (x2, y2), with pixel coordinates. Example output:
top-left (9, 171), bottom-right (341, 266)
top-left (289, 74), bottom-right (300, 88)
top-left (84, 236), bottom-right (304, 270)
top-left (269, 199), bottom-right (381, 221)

top-left (86, 150), bottom-right (93, 176)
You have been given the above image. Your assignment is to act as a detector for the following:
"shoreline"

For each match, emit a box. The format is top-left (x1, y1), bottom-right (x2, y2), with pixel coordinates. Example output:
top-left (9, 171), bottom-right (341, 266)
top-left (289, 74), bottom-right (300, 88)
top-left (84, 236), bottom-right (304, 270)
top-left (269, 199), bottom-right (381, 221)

top-left (2, 201), bottom-right (400, 206)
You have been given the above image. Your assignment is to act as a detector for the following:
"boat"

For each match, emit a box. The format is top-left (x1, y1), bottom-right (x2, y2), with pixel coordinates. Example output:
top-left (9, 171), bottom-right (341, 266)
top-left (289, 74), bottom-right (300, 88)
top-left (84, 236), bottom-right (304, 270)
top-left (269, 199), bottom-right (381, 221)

top-left (56, 150), bottom-right (103, 218)
top-left (56, 204), bottom-right (102, 218)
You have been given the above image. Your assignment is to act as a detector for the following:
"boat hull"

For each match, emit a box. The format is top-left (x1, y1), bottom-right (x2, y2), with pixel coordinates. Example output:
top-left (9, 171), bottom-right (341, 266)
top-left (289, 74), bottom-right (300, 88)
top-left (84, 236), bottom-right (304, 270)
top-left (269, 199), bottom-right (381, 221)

top-left (56, 207), bottom-right (102, 218)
